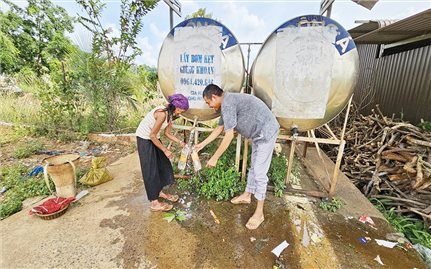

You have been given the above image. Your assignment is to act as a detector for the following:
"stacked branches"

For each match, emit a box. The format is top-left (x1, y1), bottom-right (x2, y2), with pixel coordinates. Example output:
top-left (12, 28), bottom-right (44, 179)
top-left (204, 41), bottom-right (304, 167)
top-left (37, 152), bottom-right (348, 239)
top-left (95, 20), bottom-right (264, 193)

top-left (322, 105), bottom-right (431, 224)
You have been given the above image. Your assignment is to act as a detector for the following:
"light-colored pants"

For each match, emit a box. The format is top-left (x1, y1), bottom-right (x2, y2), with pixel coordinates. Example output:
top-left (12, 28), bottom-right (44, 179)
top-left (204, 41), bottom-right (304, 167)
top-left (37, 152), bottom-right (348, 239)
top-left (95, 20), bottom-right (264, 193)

top-left (245, 133), bottom-right (277, 200)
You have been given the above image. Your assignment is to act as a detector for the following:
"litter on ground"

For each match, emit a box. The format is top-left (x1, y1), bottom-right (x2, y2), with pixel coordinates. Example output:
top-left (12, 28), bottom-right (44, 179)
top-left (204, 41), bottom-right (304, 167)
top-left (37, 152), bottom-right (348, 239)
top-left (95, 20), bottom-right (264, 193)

top-left (375, 239), bottom-right (398, 249)
top-left (272, 240), bottom-right (289, 257)
top-left (374, 255), bottom-right (385, 265)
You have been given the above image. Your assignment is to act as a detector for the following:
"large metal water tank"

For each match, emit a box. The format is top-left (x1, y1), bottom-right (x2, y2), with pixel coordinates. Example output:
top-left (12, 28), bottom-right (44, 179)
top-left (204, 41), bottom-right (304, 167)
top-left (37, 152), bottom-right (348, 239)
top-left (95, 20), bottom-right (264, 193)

top-left (158, 18), bottom-right (245, 121)
top-left (251, 15), bottom-right (359, 131)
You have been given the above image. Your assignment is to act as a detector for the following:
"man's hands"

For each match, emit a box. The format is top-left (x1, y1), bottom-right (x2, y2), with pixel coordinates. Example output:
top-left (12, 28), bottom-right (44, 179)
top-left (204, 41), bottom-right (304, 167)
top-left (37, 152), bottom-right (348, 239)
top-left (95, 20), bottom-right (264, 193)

top-left (206, 156), bottom-right (218, 168)
top-left (193, 143), bottom-right (204, 152)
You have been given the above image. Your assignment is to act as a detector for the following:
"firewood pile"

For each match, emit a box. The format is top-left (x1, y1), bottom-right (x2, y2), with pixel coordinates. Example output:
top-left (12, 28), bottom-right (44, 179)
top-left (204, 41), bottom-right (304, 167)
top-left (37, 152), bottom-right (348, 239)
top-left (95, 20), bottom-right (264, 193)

top-left (322, 105), bottom-right (431, 224)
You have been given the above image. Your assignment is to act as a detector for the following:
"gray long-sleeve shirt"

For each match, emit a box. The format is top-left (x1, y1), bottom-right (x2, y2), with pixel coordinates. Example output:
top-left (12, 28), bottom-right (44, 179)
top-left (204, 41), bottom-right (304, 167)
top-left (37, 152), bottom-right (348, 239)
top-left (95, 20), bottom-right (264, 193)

top-left (218, 92), bottom-right (279, 144)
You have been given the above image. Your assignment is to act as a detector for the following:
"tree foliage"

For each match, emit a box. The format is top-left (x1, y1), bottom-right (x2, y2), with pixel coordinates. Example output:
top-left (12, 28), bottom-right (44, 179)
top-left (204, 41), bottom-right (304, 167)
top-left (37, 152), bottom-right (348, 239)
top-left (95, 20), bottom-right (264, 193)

top-left (0, 0), bottom-right (74, 74)
top-left (76, 0), bottom-right (158, 65)
top-left (71, 0), bottom-right (159, 130)
top-left (185, 8), bottom-right (213, 20)
top-left (1, 0), bottom-right (159, 136)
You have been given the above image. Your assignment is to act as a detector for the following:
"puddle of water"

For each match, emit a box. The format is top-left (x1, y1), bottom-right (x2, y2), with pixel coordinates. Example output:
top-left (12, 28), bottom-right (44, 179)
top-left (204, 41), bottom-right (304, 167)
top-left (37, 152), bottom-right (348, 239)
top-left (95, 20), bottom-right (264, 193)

top-left (100, 175), bottom-right (427, 269)
top-left (102, 181), bottom-right (300, 268)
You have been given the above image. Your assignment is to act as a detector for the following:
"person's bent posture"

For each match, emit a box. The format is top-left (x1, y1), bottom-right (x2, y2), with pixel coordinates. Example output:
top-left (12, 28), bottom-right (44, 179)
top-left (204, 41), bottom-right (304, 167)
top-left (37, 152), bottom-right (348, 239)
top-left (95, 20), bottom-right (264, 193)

top-left (194, 84), bottom-right (279, 229)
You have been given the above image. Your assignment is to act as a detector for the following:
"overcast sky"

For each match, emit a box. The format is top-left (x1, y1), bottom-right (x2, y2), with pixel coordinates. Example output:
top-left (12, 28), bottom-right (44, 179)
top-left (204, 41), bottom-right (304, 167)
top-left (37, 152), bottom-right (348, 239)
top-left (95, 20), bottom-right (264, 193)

top-left (3, 0), bottom-right (431, 67)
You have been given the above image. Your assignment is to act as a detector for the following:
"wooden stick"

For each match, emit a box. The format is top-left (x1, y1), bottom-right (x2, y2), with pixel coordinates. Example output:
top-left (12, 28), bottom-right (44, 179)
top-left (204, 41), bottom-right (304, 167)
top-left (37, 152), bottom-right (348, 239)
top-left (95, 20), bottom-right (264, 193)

top-left (210, 210), bottom-right (221, 224)
top-left (341, 95), bottom-right (354, 140)
top-left (194, 129), bottom-right (199, 145)
top-left (329, 140), bottom-right (346, 197)
top-left (413, 156), bottom-right (424, 189)
top-left (174, 174), bottom-right (191, 179)
top-left (324, 124), bottom-right (338, 140)
top-left (235, 134), bottom-right (242, 172)
top-left (329, 96), bottom-right (352, 197)
top-left (285, 188), bottom-right (327, 198)
top-left (408, 207), bottom-right (431, 220)
top-left (285, 139), bottom-right (296, 185)
top-left (371, 195), bottom-right (427, 206)
top-left (241, 139), bottom-right (249, 181)
top-left (172, 124), bottom-right (213, 132)
top-left (406, 136), bottom-right (431, 148)
top-left (310, 129), bottom-right (322, 159)
top-left (376, 104), bottom-right (389, 125)
top-left (277, 134), bottom-right (341, 145)
top-left (266, 186), bottom-right (327, 198)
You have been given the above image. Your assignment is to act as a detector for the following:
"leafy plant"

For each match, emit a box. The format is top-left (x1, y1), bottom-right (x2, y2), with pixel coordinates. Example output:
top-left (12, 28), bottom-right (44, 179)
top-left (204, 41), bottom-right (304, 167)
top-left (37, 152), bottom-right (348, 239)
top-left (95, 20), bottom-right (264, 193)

top-left (14, 142), bottom-right (44, 158)
top-left (199, 166), bottom-right (244, 201)
top-left (163, 209), bottom-right (187, 223)
top-left (418, 120), bottom-right (431, 132)
top-left (319, 197), bottom-right (343, 212)
top-left (370, 198), bottom-right (431, 248)
top-left (0, 164), bottom-right (52, 219)
top-left (268, 154), bottom-right (287, 197)
top-left (178, 141), bottom-right (245, 201)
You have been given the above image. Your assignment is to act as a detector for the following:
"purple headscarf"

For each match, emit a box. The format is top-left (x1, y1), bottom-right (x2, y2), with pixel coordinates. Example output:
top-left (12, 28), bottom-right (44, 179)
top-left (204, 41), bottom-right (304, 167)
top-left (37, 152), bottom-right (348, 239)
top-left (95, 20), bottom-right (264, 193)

top-left (168, 93), bottom-right (189, 110)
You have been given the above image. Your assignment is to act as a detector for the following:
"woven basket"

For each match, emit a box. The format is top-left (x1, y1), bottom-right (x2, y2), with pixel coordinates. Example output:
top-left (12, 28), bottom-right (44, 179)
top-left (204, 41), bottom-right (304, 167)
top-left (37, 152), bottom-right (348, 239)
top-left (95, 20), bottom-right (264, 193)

top-left (43, 154), bottom-right (80, 198)
top-left (34, 204), bottom-right (70, 220)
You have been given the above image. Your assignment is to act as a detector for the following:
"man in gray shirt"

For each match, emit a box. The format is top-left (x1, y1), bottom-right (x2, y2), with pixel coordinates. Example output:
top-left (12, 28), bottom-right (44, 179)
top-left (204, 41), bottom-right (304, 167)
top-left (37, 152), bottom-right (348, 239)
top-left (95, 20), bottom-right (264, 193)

top-left (195, 84), bottom-right (279, 230)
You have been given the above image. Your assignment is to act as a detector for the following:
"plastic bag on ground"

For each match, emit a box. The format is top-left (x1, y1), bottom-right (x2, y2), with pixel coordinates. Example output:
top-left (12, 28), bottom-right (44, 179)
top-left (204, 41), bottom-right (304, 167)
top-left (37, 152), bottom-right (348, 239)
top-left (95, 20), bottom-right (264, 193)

top-left (79, 157), bottom-right (113, 186)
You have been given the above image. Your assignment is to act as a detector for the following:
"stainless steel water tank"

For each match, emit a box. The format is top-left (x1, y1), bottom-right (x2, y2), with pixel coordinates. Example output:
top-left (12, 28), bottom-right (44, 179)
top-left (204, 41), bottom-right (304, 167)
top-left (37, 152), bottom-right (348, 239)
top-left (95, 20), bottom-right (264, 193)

top-left (251, 15), bottom-right (359, 131)
top-left (158, 18), bottom-right (245, 121)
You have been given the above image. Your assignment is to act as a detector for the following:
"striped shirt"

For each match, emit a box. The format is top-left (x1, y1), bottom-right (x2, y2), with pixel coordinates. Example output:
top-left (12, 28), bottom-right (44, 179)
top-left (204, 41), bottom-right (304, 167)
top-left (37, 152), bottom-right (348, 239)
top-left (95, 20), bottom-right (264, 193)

top-left (136, 106), bottom-right (168, 139)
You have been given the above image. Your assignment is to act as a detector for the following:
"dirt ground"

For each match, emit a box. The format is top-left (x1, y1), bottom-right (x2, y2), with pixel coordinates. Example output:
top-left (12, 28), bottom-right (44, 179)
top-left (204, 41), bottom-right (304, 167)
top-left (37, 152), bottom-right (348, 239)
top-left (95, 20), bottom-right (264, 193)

top-left (0, 138), bottom-right (427, 268)
top-left (0, 126), bottom-right (135, 170)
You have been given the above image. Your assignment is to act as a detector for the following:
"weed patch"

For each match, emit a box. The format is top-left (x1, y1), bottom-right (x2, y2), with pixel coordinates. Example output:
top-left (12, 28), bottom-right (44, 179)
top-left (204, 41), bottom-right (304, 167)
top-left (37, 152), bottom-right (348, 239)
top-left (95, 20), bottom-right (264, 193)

top-left (371, 198), bottom-right (431, 248)
top-left (268, 154), bottom-right (287, 197)
top-left (0, 164), bottom-right (52, 219)
top-left (178, 141), bottom-right (245, 201)
top-left (14, 142), bottom-right (44, 158)
top-left (319, 197), bottom-right (343, 212)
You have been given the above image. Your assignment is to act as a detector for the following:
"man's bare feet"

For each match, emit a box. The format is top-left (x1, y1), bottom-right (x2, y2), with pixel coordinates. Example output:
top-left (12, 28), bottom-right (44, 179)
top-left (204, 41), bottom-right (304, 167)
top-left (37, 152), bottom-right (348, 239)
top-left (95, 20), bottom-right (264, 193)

top-left (230, 192), bottom-right (251, 204)
top-left (246, 215), bottom-right (265, 230)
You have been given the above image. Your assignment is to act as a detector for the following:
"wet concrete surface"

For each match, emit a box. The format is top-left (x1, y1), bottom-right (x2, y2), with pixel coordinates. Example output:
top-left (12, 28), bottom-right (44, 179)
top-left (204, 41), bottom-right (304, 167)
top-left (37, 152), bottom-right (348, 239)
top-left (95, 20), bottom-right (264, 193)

top-left (105, 181), bottom-right (301, 269)
top-left (1, 152), bottom-right (428, 269)
top-left (104, 178), bottom-right (427, 269)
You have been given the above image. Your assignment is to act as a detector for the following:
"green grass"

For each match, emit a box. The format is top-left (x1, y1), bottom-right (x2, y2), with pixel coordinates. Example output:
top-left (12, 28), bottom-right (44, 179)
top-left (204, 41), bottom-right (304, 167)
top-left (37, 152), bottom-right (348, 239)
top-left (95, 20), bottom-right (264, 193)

top-left (14, 141), bottom-right (44, 158)
top-left (0, 127), bottom-right (29, 145)
top-left (370, 198), bottom-right (431, 248)
top-left (0, 93), bottom-right (41, 125)
top-left (0, 164), bottom-right (52, 219)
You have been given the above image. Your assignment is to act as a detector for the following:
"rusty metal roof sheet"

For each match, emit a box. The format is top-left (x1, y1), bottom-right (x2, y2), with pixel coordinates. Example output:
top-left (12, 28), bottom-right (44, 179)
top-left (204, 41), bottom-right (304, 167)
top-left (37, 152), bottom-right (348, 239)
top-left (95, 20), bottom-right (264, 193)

top-left (349, 20), bottom-right (397, 39)
top-left (349, 8), bottom-right (431, 44)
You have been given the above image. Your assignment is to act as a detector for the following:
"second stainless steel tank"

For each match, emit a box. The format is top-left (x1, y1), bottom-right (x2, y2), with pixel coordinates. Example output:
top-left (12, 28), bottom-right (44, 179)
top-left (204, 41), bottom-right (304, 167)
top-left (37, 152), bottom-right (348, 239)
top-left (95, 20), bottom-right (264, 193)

top-left (251, 15), bottom-right (359, 131)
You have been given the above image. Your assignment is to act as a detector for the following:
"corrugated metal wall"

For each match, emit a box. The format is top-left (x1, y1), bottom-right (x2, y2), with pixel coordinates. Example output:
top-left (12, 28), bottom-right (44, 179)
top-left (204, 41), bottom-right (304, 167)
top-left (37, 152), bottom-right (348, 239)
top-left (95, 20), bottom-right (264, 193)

top-left (353, 44), bottom-right (431, 123)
